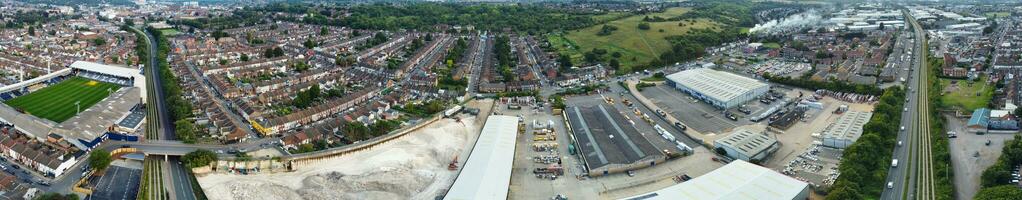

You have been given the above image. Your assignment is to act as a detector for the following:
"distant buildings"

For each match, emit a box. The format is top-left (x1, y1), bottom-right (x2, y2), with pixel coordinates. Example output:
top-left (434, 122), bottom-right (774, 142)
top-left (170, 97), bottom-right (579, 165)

top-left (665, 68), bottom-right (769, 109)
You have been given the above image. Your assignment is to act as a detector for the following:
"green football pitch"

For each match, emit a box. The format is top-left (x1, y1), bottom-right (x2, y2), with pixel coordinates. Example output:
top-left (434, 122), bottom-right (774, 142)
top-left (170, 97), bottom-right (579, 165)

top-left (4, 77), bottom-right (121, 123)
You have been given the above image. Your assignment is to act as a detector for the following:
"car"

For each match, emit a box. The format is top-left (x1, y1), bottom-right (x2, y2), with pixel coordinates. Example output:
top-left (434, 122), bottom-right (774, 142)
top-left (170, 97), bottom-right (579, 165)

top-left (888, 182), bottom-right (894, 189)
top-left (674, 122), bottom-right (687, 131)
top-left (898, 141), bottom-right (903, 146)
top-left (904, 108), bottom-right (908, 112)
top-left (11, 165), bottom-right (19, 170)
top-left (38, 181), bottom-right (50, 186)
top-left (626, 170), bottom-right (635, 177)
top-left (900, 126), bottom-right (906, 131)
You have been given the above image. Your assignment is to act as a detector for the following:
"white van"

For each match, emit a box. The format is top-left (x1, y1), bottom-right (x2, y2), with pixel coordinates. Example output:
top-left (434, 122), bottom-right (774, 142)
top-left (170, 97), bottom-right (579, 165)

top-left (901, 126), bottom-right (906, 131)
top-left (892, 159), bottom-right (899, 167)
top-left (888, 182), bottom-right (894, 189)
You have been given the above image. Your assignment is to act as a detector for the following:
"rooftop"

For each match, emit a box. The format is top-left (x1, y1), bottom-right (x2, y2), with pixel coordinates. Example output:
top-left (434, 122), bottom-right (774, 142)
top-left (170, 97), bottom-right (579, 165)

top-left (444, 115), bottom-right (520, 200)
top-left (715, 129), bottom-right (778, 157)
top-left (564, 105), bottom-right (663, 170)
top-left (822, 111), bottom-right (873, 141)
top-left (623, 160), bottom-right (808, 200)
top-left (665, 68), bottom-right (768, 103)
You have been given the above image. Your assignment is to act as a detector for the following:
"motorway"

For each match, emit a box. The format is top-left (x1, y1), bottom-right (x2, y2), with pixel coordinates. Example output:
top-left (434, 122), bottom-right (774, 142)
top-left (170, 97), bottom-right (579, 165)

top-left (141, 28), bottom-right (196, 200)
top-left (881, 11), bottom-right (934, 200)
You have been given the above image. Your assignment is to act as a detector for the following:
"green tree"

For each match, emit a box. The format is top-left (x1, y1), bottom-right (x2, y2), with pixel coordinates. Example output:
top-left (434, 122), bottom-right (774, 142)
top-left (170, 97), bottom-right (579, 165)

top-left (92, 38), bottom-right (106, 46)
top-left (975, 185), bottom-right (1022, 200)
top-left (319, 26), bottom-right (329, 35)
top-left (637, 23), bottom-right (651, 30)
top-left (33, 193), bottom-right (79, 200)
top-left (181, 149), bottom-right (218, 168)
top-left (175, 119), bottom-right (197, 143)
top-left (27, 26), bottom-right (35, 36)
top-left (303, 39), bottom-right (317, 49)
top-left (88, 149), bottom-right (112, 172)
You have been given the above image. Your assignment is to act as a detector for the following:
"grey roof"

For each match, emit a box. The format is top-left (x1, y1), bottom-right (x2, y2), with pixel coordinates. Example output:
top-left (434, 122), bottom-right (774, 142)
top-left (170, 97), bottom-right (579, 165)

top-left (715, 129), bottom-right (778, 158)
top-left (565, 105), bottom-right (662, 170)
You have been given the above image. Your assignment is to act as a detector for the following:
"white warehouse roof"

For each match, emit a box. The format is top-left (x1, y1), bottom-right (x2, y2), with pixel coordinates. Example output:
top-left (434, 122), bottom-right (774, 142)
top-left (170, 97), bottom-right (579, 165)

top-left (822, 111), bottom-right (873, 148)
top-left (715, 129), bottom-right (777, 158)
top-left (444, 115), bottom-right (520, 200)
top-left (666, 68), bottom-right (768, 104)
top-left (622, 160), bottom-right (809, 200)
top-left (69, 61), bottom-right (141, 79)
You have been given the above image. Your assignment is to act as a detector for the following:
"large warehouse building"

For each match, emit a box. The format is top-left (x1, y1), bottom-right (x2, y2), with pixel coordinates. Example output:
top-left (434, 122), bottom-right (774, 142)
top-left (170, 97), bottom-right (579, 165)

top-left (444, 115), bottom-right (519, 200)
top-left (623, 160), bottom-right (810, 200)
top-left (563, 105), bottom-right (666, 177)
top-left (665, 68), bottom-right (769, 109)
top-left (821, 111), bottom-right (873, 148)
top-left (714, 129), bottom-right (779, 162)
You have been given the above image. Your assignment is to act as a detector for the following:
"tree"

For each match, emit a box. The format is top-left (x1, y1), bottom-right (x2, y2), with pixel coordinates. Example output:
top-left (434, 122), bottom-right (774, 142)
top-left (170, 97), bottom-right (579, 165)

top-left (92, 38), bottom-right (106, 46)
top-left (319, 26), bottom-right (329, 35)
top-left (609, 59), bottom-right (620, 70)
top-left (637, 23), bottom-right (651, 30)
top-left (211, 30), bottom-right (229, 41)
top-left (27, 26), bottom-right (35, 36)
top-left (33, 193), bottom-right (79, 200)
top-left (557, 53), bottom-right (573, 72)
top-left (181, 149), bottom-right (217, 168)
top-left (975, 185), bottom-right (1022, 200)
top-left (88, 149), bottom-right (112, 172)
top-left (175, 119), bottom-right (196, 143)
top-left (303, 39), bottom-right (317, 49)
top-left (240, 54), bottom-right (250, 62)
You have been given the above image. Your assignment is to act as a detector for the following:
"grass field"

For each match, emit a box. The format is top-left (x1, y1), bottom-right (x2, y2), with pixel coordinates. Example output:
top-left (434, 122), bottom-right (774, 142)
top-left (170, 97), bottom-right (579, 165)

top-left (158, 28), bottom-right (181, 36)
top-left (550, 7), bottom-right (719, 73)
top-left (940, 77), bottom-right (993, 111)
top-left (4, 77), bottom-right (120, 122)
top-left (985, 12), bottom-right (1011, 18)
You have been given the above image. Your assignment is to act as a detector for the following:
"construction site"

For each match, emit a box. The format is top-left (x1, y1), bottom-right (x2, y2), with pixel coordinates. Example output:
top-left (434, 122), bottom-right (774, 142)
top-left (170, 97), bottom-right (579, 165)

top-left (196, 113), bottom-right (487, 200)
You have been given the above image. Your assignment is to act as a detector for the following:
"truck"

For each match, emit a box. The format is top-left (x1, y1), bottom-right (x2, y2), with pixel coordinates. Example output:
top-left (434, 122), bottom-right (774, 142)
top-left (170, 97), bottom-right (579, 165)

top-left (443, 105), bottom-right (463, 117)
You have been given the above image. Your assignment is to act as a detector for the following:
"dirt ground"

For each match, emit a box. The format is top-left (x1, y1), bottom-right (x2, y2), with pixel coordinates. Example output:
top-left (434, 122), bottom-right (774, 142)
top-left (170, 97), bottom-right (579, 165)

top-left (196, 100), bottom-right (494, 200)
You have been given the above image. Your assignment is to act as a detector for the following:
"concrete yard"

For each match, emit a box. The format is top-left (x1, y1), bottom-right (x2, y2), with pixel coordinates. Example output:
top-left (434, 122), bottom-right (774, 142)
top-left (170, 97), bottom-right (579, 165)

top-left (499, 97), bottom-right (724, 200)
top-left (640, 84), bottom-right (749, 134)
top-left (86, 161), bottom-right (143, 200)
top-left (945, 114), bottom-right (1016, 200)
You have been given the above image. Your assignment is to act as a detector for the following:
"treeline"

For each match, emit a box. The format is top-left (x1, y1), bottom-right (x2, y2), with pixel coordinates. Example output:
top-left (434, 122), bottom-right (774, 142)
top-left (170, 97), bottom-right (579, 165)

top-left (2, 10), bottom-right (61, 29)
top-left (762, 73), bottom-right (883, 96)
top-left (925, 52), bottom-right (955, 199)
top-left (826, 87), bottom-right (905, 199)
top-left (148, 27), bottom-right (197, 143)
top-left (172, 9), bottom-right (266, 30)
top-left (493, 35), bottom-right (515, 81)
top-left (648, 27), bottom-right (743, 71)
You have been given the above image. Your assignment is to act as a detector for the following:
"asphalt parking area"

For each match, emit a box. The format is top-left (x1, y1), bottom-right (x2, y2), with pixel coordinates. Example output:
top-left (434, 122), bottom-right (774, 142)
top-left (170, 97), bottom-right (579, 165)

top-left (86, 166), bottom-right (141, 200)
top-left (640, 85), bottom-right (750, 134)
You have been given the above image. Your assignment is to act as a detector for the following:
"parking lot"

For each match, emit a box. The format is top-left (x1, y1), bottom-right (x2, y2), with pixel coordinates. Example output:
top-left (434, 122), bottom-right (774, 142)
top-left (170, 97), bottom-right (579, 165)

top-left (86, 162), bottom-right (142, 200)
top-left (639, 84), bottom-right (752, 134)
top-left (945, 114), bottom-right (1016, 200)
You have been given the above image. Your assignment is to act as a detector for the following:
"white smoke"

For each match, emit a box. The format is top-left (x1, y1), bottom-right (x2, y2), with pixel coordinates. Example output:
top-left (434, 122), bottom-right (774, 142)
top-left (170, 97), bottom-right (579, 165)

top-left (750, 10), bottom-right (824, 35)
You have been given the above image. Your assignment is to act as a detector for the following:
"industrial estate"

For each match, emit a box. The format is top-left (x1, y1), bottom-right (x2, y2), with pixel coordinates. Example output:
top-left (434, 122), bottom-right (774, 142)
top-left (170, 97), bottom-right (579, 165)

top-left (0, 0), bottom-right (1020, 200)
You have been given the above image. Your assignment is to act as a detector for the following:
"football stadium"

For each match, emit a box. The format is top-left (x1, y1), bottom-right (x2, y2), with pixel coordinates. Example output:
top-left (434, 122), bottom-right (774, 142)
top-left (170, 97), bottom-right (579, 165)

top-left (0, 61), bottom-right (146, 150)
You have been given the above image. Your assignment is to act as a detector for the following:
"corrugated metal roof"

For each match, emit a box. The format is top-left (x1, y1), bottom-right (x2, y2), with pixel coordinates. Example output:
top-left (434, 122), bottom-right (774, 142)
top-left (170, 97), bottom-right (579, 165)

top-left (444, 115), bottom-right (519, 200)
top-left (666, 68), bottom-right (768, 103)
top-left (622, 160), bottom-right (808, 200)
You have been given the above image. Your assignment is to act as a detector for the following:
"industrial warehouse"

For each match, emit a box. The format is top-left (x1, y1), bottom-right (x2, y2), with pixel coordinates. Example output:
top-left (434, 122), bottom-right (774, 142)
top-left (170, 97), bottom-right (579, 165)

top-left (625, 160), bottom-right (810, 200)
top-left (821, 111), bottom-right (874, 148)
top-left (563, 105), bottom-right (665, 177)
top-left (665, 68), bottom-right (769, 109)
top-left (713, 129), bottom-right (779, 162)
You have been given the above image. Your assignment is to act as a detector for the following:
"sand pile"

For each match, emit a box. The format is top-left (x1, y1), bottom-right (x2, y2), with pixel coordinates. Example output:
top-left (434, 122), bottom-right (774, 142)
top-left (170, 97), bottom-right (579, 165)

top-left (198, 118), bottom-right (479, 200)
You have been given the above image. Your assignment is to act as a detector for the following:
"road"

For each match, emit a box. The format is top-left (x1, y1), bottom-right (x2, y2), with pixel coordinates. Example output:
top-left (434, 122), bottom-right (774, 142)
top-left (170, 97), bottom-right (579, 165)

top-left (881, 11), bottom-right (933, 200)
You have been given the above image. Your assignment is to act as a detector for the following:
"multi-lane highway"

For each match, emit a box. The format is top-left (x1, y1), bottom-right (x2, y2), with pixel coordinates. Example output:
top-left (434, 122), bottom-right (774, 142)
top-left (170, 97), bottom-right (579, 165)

top-left (881, 11), bottom-right (934, 200)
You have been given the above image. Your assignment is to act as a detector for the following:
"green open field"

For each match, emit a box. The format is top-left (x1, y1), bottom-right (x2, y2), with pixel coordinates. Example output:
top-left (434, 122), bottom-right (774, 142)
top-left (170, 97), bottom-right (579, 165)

top-left (940, 77), bottom-right (993, 111)
top-left (985, 12), bottom-right (1012, 18)
top-left (549, 7), bottom-right (719, 73)
top-left (4, 77), bottom-right (120, 122)
top-left (158, 28), bottom-right (181, 36)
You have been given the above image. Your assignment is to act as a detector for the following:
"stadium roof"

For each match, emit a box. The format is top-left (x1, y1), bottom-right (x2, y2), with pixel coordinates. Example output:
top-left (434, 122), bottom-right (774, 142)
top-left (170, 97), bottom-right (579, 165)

top-left (69, 61), bottom-right (141, 79)
top-left (0, 68), bottom-right (72, 94)
top-left (564, 105), bottom-right (662, 170)
top-left (622, 160), bottom-right (808, 200)
top-left (822, 111), bottom-right (873, 141)
top-left (715, 129), bottom-right (777, 158)
top-left (666, 68), bottom-right (768, 103)
top-left (444, 115), bottom-right (519, 200)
